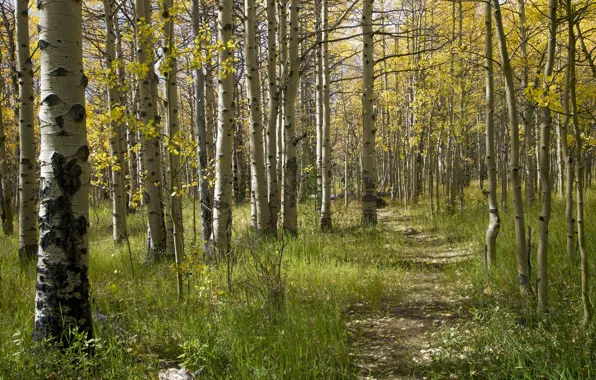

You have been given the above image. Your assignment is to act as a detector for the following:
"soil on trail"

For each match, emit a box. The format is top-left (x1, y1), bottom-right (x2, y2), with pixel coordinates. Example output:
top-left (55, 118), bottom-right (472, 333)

top-left (347, 209), bottom-right (475, 380)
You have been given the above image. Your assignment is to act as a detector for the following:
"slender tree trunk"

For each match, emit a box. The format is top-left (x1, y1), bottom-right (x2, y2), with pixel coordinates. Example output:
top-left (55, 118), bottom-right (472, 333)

top-left (103, 0), bottom-right (127, 244)
top-left (136, 0), bottom-right (167, 260)
top-left (33, 0), bottom-right (93, 343)
top-left (536, 0), bottom-right (557, 312)
top-left (244, 0), bottom-right (271, 232)
top-left (0, 78), bottom-right (13, 236)
top-left (484, 1), bottom-right (499, 268)
top-left (212, 0), bottom-right (235, 255)
top-left (567, 1), bottom-right (591, 327)
top-left (491, 0), bottom-right (530, 294)
top-left (361, 0), bottom-right (377, 225)
top-left (16, 0), bottom-right (37, 259)
top-left (315, 0), bottom-right (323, 215)
top-left (562, 27), bottom-right (576, 263)
top-left (518, 0), bottom-right (536, 203)
top-left (192, 0), bottom-right (213, 257)
top-left (281, 0), bottom-right (300, 235)
top-left (163, 0), bottom-right (184, 298)
top-left (277, 0), bottom-right (286, 220)
top-left (128, 84), bottom-right (140, 212)
top-left (266, 0), bottom-right (278, 232)
top-left (320, 0), bottom-right (332, 231)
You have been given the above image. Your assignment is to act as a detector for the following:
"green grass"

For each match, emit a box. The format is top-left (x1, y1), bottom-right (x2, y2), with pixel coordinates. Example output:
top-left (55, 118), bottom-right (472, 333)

top-left (420, 185), bottom-right (596, 379)
top-left (0, 198), bottom-right (407, 379)
top-left (4, 185), bottom-right (596, 379)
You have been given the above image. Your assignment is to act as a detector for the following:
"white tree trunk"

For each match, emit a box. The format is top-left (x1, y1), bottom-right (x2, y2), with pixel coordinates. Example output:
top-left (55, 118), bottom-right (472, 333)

top-left (266, 0), bottom-right (279, 232)
top-left (136, 0), bottom-right (167, 260)
top-left (16, 0), bottom-right (38, 259)
top-left (163, 0), bottom-right (184, 297)
top-left (320, 0), bottom-right (332, 231)
top-left (244, 0), bottom-right (272, 232)
top-left (103, 0), bottom-right (127, 244)
top-left (192, 0), bottom-right (213, 257)
top-left (491, 0), bottom-right (530, 294)
top-left (567, 1), bottom-right (591, 327)
top-left (0, 78), bottom-right (13, 236)
top-left (212, 0), bottom-right (235, 254)
top-left (484, 1), bottom-right (499, 268)
top-left (518, 0), bottom-right (536, 203)
top-left (537, 0), bottom-right (557, 312)
top-left (33, 0), bottom-right (93, 343)
top-left (282, 0), bottom-right (300, 235)
top-left (362, 0), bottom-right (377, 225)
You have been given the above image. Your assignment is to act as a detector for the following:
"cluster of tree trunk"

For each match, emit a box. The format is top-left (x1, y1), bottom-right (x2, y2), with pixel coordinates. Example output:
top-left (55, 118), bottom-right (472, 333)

top-left (0, 0), bottom-right (594, 345)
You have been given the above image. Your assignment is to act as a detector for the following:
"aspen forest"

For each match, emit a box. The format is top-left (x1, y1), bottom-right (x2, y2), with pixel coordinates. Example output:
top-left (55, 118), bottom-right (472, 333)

top-left (5, 0), bottom-right (596, 378)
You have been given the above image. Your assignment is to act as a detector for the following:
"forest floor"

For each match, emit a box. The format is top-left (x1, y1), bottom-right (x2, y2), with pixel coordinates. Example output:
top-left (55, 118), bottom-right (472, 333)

top-left (348, 208), bottom-right (475, 379)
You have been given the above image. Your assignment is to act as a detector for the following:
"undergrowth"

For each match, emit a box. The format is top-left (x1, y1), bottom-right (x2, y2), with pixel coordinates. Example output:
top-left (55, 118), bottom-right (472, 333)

top-left (419, 185), bottom-right (596, 379)
top-left (0, 199), bottom-right (406, 379)
top-left (3, 185), bottom-right (594, 379)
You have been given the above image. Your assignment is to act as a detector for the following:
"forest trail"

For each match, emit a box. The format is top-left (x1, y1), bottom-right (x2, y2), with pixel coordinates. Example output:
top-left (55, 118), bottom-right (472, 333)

top-left (347, 208), bottom-right (475, 379)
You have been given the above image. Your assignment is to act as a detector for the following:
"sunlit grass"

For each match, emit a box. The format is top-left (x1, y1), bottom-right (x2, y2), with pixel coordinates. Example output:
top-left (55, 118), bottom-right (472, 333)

top-left (421, 184), bottom-right (596, 379)
top-left (0, 197), bottom-right (408, 379)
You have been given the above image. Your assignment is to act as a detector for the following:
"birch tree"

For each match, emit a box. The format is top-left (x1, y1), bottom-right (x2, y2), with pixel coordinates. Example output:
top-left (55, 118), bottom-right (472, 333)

top-left (192, 0), bottom-right (213, 256)
top-left (567, 0), bottom-right (591, 328)
top-left (266, 0), bottom-right (278, 232)
top-left (281, 0), bottom-right (300, 235)
top-left (491, 0), bottom-right (530, 294)
top-left (212, 0), bottom-right (235, 254)
top-left (536, 0), bottom-right (557, 311)
top-left (484, 0), bottom-right (499, 267)
top-left (136, 0), bottom-right (167, 260)
top-left (518, 0), bottom-right (536, 204)
top-left (244, 0), bottom-right (271, 232)
top-left (16, 0), bottom-right (37, 260)
top-left (362, 0), bottom-right (377, 225)
top-left (0, 77), bottom-right (13, 236)
top-left (162, 0), bottom-right (184, 296)
top-left (320, 0), bottom-right (332, 231)
top-left (33, 0), bottom-right (93, 343)
top-left (103, 0), bottom-right (127, 244)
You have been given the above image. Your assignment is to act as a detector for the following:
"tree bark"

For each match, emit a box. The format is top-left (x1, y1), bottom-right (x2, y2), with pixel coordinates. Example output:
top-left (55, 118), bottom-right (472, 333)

top-left (212, 0), bottom-right (235, 255)
top-left (192, 0), bottom-right (213, 257)
top-left (16, 0), bottom-right (37, 259)
top-left (244, 0), bottom-right (272, 233)
top-left (320, 0), bottom-right (332, 231)
top-left (163, 0), bottom-right (184, 298)
top-left (136, 0), bottom-right (167, 261)
top-left (491, 0), bottom-right (530, 294)
top-left (567, 1), bottom-right (591, 328)
top-left (484, 1), bottom-right (499, 268)
top-left (361, 0), bottom-right (377, 225)
top-left (103, 0), bottom-right (127, 244)
top-left (0, 76), bottom-right (13, 236)
top-left (266, 0), bottom-right (278, 232)
top-left (33, 0), bottom-right (93, 343)
top-left (281, 0), bottom-right (300, 235)
top-left (536, 0), bottom-right (557, 312)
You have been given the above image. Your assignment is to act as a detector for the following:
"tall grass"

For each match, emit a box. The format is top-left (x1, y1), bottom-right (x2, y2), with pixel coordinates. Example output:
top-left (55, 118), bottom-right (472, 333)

top-left (0, 199), bottom-right (407, 379)
top-left (421, 185), bottom-right (596, 379)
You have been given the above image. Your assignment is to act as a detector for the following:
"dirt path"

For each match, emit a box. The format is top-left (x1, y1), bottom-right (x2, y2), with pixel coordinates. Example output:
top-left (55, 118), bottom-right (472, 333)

top-left (347, 209), bottom-right (474, 379)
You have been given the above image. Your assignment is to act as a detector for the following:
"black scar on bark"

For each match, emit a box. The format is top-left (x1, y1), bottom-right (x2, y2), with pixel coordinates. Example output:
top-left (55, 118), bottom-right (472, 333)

top-left (49, 67), bottom-right (69, 77)
top-left (41, 94), bottom-right (61, 107)
top-left (33, 149), bottom-right (92, 346)
top-left (67, 104), bottom-right (86, 122)
top-left (38, 39), bottom-right (49, 50)
top-left (55, 115), bottom-right (64, 128)
top-left (21, 158), bottom-right (33, 170)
